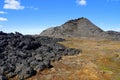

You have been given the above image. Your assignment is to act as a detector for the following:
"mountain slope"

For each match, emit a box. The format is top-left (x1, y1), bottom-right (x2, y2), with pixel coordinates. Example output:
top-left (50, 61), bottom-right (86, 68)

top-left (40, 17), bottom-right (110, 39)
top-left (106, 31), bottom-right (120, 40)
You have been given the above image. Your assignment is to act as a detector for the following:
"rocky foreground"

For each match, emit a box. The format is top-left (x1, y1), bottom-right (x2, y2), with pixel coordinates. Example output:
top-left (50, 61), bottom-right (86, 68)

top-left (0, 31), bottom-right (80, 80)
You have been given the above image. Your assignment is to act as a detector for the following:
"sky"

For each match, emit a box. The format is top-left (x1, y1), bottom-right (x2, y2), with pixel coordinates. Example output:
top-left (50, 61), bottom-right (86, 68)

top-left (0, 0), bottom-right (120, 34)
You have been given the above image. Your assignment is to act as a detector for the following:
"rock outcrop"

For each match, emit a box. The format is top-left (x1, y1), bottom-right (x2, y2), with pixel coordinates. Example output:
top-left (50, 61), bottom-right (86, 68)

top-left (0, 31), bottom-right (80, 80)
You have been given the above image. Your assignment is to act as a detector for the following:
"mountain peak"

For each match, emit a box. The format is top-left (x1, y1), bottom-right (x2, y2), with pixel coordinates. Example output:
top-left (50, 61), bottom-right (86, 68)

top-left (78, 17), bottom-right (88, 20)
top-left (40, 17), bottom-right (105, 38)
top-left (63, 17), bottom-right (94, 28)
top-left (65, 17), bottom-right (88, 23)
top-left (40, 17), bottom-right (120, 40)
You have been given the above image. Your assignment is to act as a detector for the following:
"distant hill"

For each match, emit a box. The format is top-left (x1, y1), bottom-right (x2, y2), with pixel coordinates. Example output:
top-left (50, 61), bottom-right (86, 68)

top-left (40, 17), bottom-right (120, 40)
top-left (106, 31), bottom-right (120, 40)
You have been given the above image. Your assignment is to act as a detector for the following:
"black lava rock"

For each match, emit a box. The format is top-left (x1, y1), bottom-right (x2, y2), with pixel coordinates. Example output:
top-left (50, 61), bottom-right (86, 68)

top-left (0, 31), bottom-right (81, 80)
top-left (0, 75), bottom-right (8, 80)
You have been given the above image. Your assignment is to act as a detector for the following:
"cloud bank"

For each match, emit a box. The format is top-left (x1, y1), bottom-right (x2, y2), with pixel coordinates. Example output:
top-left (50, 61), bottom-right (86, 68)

top-left (4, 0), bottom-right (24, 10)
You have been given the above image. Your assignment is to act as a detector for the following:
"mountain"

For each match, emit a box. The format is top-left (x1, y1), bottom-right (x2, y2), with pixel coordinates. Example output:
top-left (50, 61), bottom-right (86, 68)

top-left (106, 31), bottom-right (120, 40)
top-left (40, 17), bottom-right (119, 40)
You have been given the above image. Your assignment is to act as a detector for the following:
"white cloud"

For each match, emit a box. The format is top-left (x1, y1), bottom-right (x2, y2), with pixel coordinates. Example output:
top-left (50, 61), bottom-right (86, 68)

top-left (4, 0), bottom-right (24, 10)
top-left (0, 17), bottom-right (8, 21)
top-left (0, 11), bottom-right (7, 14)
top-left (26, 6), bottom-right (39, 10)
top-left (77, 0), bottom-right (87, 6)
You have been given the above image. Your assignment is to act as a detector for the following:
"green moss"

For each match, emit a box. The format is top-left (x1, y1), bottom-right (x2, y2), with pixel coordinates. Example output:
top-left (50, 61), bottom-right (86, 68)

top-left (100, 66), bottom-right (112, 72)
top-left (116, 77), bottom-right (120, 80)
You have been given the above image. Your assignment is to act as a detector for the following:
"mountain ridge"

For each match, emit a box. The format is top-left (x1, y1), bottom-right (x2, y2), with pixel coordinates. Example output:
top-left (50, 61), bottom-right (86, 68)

top-left (40, 17), bottom-right (120, 40)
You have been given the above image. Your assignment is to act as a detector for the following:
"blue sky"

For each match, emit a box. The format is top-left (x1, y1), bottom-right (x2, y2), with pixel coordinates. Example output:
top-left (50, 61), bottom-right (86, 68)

top-left (0, 0), bottom-right (120, 34)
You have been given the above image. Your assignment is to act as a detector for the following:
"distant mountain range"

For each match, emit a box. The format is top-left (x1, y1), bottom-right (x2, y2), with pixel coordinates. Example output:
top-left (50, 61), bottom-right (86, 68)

top-left (40, 17), bottom-right (120, 40)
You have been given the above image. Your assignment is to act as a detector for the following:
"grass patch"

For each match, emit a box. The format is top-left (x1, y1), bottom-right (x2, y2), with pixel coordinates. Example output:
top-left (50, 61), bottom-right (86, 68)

top-left (116, 77), bottom-right (120, 80)
top-left (100, 66), bottom-right (112, 72)
top-left (59, 38), bottom-right (120, 80)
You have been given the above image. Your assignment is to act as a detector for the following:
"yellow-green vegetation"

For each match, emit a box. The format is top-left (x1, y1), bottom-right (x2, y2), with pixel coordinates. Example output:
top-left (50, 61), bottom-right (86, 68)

top-left (59, 38), bottom-right (120, 80)
top-left (27, 38), bottom-right (120, 80)
top-left (99, 66), bottom-right (112, 72)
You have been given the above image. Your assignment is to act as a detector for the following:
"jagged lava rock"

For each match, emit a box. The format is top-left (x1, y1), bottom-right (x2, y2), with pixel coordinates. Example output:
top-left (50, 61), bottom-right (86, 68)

top-left (0, 31), bottom-right (81, 80)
